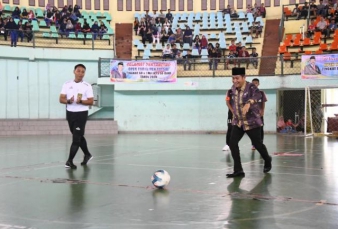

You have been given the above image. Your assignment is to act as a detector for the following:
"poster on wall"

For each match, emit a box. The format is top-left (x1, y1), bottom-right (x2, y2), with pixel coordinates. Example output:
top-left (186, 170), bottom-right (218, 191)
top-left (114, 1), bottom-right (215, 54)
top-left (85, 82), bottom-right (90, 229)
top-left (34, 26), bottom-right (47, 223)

top-left (109, 60), bottom-right (177, 83)
top-left (301, 54), bottom-right (338, 79)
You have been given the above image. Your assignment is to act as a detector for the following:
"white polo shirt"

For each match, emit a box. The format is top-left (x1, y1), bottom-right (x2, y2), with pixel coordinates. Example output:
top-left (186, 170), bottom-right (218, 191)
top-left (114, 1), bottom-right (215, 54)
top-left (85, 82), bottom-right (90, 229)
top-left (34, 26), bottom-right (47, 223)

top-left (61, 80), bottom-right (94, 112)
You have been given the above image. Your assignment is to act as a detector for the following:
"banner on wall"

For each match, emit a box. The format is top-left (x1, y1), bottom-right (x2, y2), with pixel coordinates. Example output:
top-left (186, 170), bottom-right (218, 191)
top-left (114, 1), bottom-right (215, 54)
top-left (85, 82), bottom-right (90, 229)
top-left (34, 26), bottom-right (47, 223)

top-left (301, 54), bottom-right (338, 79)
top-left (109, 60), bottom-right (177, 83)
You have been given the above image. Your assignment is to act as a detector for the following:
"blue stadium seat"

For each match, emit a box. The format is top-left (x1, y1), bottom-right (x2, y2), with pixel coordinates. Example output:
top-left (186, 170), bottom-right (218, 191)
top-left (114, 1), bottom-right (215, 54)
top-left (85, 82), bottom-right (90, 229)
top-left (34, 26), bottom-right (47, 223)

top-left (209, 20), bottom-right (216, 29)
top-left (193, 24), bottom-right (200, 35)
top-left (194, 12), bottom-right (202, 21)
top-left (146, 43), bottom-right (153, 50)
top-left (155, 43), bottom-right (163, 50)
top-left (256, 16), bottom-right (264, 26)
top-left (180, 13), bottom-right (188, 21)
top-left (77, 33), bottom-right (85, 39)
top-left (68, 32), bottom-right (76, 39)
top-left (225, 26), bottom-right (233, 34)
top-left (191, 49), bottom-right (200, 56)
top-left (175, 43), bottom-right (182, 49)
top-left (182, 43), bottom-right (190, 50)
top-left (143, 49), bottom-right (151, 58)
top-left (42, 32), bottom-right (50, 38)
top-left (238, 11), bottom-right (246, 19)
top-left (133, 39), bottom-right (140, 46)
top-left (137, 43), bottom-right (144, 51)
top-left (242, 23), bottom-right (250, 33)
top-left (217, 20), bottom-right (224, 29)
top-left (245, 35), bottom-right (253, 44)
top-left (201, 49), bottom-right (209, 56)
top-left (200, 55), bottom-right (209, 63)
top-left (201, 20), bottom-right (209, 30)
top-left (209, 33), bottom-right (217, 39)
top-left (219, 41), bottom-right (227, 49)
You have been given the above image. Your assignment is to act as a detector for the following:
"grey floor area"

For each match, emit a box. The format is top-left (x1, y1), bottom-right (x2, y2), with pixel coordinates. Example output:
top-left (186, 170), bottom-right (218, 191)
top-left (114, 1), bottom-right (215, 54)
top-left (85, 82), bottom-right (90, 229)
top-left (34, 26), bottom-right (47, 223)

top-left (0, 134), bottom-right (337, 229)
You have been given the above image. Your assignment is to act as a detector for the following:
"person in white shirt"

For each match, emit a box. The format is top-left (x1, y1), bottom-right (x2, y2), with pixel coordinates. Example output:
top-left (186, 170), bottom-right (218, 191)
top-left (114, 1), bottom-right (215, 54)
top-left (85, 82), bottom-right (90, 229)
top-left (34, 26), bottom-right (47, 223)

top-left (59, 64), bottom-right (94, 169)
top-left (162, 44), bottom-right (173, 59)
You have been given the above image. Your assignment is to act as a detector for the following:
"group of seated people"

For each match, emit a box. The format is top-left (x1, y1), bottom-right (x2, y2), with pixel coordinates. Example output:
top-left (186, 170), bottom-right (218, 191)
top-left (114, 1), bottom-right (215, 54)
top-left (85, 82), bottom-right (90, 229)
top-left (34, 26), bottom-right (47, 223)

top-left (161, 40), bottom-right (259, 70)
top-left (221, 3), bottom-right (267, 18)
top-left (307, 16), bottom-right (338, 38)
top-left (289, 0), bottom-right (338, 20)
top-left (0, 16), bottom-right (33, 46)
top-left (277, 116), bottom-right (305, 133)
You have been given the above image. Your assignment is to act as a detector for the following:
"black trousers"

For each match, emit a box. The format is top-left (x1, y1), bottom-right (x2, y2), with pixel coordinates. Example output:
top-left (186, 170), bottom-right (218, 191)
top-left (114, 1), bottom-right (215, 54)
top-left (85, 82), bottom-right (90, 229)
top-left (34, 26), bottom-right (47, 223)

top-left (251, 116), bottom-right (264, 146)
top-left (66, 110), bottom-right (91, 162)
top-left (229, 125), bottom-right (270, 172)
top-left (226, 119), bottom-right (232, 145)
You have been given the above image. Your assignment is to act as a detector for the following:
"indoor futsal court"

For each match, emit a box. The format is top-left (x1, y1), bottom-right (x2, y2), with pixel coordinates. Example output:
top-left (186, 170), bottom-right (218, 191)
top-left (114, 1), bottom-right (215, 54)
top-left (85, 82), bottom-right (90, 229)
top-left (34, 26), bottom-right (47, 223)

top-left (0, 133), bottom-right (337, 229)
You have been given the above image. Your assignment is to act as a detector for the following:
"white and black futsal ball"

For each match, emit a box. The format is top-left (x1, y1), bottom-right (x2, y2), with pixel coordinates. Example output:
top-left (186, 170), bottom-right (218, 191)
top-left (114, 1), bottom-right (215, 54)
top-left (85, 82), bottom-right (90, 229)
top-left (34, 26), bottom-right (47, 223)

top-left (151, 170), bottom-right (171, 189)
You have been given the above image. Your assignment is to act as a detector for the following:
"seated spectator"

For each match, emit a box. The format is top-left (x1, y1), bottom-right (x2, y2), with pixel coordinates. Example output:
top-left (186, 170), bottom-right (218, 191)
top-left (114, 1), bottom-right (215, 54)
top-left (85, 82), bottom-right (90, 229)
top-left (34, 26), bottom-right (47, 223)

top-left (74, 22), bottom-right (82, 35)
top-left (291, 4), bottom-right (301, 18)
top-left (91, 21), bottom-right (100, 39)
top-left (259, 3), bottom-right (266, 18)
top-left (69, 13), bottom-right (78, 23)
top-left (252, 21), bottom-right (263, 38)
top-left (162, 44), bottom-right (172, 59)
top-left (167, 33), bottom-right (176, 44)
top-left (133, 18), bottom-right (139, 35)
top-left (52, 6), bottom-right (58, 14)
top-left (280, 119), bottom-right (297, 133)
top-left (82, 21), bottom-right (91, 37)
top-left (21, 9), bottom-right (29, 19)
top-left (236, 42), bottom-right (242, 55)
top-left (209, 47), bottom-right (218, 70)
top-left (192, 35), bottom-right (201, 52)
top-left (137, 19), bottom-right (146, 37)
top-left (238, 46), bottom-right (250, 68)
top-left (158, 10), bottom-right (166, 24)
top-left (12, 7), bottom-right (21, 19)
top-left (326, 19), bottom-right (336, 37)
top-left (163, 18), bottom-right (171, 31)
top-left (1, 18), bottom-right (8, 41)
top-left (316, 17), bottom-right (328, 37)
top-left (307, 19), bottom-right (316, 38)
top-left (175, 28), bottom-right (183, 44)
top-left (160, 27), bottom-right (169, 45)
top-left (246, 4), bottom-right (252, 13)
top-left (215, 43), bottom-right (222, 58)
top-left (297, 2), bottom-right (309, 19)
top-left (228, 39), bottom-right (236, 53)
top-left (176, 52), bottom-right (184, 64)
top-left (200, 35), bottom-right (208, 50)
top-left (183, 50), bottom-right (192, 71)
top-left (317, 0), bottom-right (326, 17)
top-left (65, 19), bottom-right (74, 35)
top-left (230, 9), bottom-right (238, 18)
top-left (62, 5), bottom-right (68, 14)
top-left (155, 17), bottom-right (162, 28)
top-left (183, 25), bottom-right (193, 46)
top-left (28, 10), bottom-right (37, 21)
top-left (166, 9), bottom-right (173, 22)
top-left (45, 9), bottom-right (54, 26)
top-left (74, 4), bottom-right (82, 18)
top-left (171, 44), bottom-right (180, 59)
top-left (99, 24), bottom-right (107, 39)
top-left (250, 48), bottom-right (259, 69)
top-left (68, 5), bottom-right (73, 13)
top-left (310, 1), bottom-right (317, 17)
top-left (17, 21), bottom-right (24, 42)
top-left (53, 11), bottom-right (61, 26)
top-left (152, 24), bottom-right (160, 44)
top-left (294, 116), bottom-right (305, 132)
top-left (226, 50), bottom-right (237, 69)
top-left (23, 21), bottom-right (33, 42)
top-left (142, 28), bottom-right (153, 44)
top-left (59, 18), bottom-right (67, 37)
top-left (5, 17), bottom-right (19, 47)
top-left (277, 116), bottom-right (285, 132)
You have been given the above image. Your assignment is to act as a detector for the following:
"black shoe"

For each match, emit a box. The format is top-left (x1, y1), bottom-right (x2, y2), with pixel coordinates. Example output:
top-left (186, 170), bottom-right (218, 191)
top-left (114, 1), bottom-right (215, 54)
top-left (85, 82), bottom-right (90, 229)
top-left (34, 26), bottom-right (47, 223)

top-left (81, 154), bottom-right (93, 165)
top-left (263, 156), bottom-right (272, 173)
top-left (65, 161), bottom-right (77, 169)
top-left (226, 171), bottom-right (245, 178)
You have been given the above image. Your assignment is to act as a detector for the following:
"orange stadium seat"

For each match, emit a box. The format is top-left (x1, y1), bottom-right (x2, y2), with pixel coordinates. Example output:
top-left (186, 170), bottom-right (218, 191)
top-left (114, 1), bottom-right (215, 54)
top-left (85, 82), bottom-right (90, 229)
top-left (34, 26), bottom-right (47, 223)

top-left (315, 49), bottom-right (323, 54)
top-left (293, 38), bottom-right (301, 46)
top-left (283, 52), bottom-right (291, 61)
top-left (303, 38), bottom-right (311, 46)
top-left (319, 43), bottom-right (328, 51)
top-left (279, 45), bottom-right (287, 54)
top-left (304, 50), bottom-right (312, 55)
top-left (283, 39), bottom-right (291, 47)
top-left (330, 42), bottom-right (338, 51)
top-left (313, 37), bottom-right (321, 45)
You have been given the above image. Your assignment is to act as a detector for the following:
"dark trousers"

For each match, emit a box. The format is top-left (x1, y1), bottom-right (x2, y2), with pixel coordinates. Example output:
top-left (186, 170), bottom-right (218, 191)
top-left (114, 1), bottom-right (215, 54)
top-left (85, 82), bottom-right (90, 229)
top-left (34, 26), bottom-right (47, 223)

top-left (226, 119), bottom-right (232, 145)
top-left (229, 125), bottom-right (270, 172)
top-left (66, 110), bottom-right (91, 162)
top-left (251, 116), bottom-right (264, 146)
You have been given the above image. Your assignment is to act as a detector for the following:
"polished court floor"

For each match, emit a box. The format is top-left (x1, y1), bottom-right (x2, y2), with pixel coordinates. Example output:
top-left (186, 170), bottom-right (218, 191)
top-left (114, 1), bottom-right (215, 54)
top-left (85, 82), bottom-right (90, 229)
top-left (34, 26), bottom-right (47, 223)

top-left (0, 134), bottom-right (337, 229)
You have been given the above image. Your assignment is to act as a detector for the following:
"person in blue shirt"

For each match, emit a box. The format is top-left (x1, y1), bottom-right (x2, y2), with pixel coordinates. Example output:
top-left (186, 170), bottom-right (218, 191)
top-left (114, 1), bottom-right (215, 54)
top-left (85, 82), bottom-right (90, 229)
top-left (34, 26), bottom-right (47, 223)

top-left (91, 21), bottom-right (100, 40)
top-left (327, 19), bottom-right (337, 37)
top-left (183, 26), bottom-right (193, 46)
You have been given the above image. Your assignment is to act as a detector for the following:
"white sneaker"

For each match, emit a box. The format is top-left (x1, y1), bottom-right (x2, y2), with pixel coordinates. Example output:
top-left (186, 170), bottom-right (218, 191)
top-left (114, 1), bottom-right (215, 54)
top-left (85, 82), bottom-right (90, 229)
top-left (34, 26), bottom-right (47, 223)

top-left (222, 145), bottom-right (230, 151)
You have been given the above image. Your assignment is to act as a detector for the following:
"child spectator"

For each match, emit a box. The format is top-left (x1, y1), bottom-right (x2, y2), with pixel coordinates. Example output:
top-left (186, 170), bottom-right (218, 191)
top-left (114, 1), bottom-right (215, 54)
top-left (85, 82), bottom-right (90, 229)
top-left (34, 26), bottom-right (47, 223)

top-left (226, 50), bottom-right (237, 69)
top-left (162, 44), bottom-right (172, 59)
top-left (21, 9), bottom-right (29, 19)
top-left (250, 48), bottom-right (259, 69)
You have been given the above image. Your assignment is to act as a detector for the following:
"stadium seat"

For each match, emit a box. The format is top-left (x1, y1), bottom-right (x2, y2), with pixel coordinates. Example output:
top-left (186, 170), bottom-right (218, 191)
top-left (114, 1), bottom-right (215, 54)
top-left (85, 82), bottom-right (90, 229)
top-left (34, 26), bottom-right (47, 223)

top-left (293, 38), bottom-right (301, 46)
top-left (86, 33), bottom-right (93, 39)
top-left (175, 43), bottom-right (182, 49)
top-left (202, 20), bottom-right (209, 30)
top-left (217, 20), bottom-right (224, 29)
top-left (279, 45), bottom-right (287, 54)
top-left (146, 43), bottom-right (153, 50)
top-left (182, 43), bottom-right (190, 50)
top-left (3, 5), bottom-right (11, 11)
top-left (209, 33), bottom-right (217, 39)
top-left (51, 32), bottom-right (59, 38)
top-left (201, 55), bottom-right (209, 63)
top-left (219, 41), bottom-right (227, 49)
top-left (143, 49), bottom-right (151, 58)
top-left (39, 20), bottom-right (47, 27)
top-left (194, 12), bottom-right (202, 21)
top-left (104, 12), bottom-right (112, 21)
top-left (36, 8), bottom-right (44, 18)
top-left (315, 49), bottom-right (323, 54)
top-left (330, 42), bottom-right (338, 51)
top-left (201, 49), bottom-right (209, 56)
top-left (102, 34), bottom-right (110, 40)
top-left (133, 39), bottom-right (140, 46)
top-left (245, 35), bottom-right (253, 44)
top-left (255, 17), bottom-right (264, 26)
top-left (68, 32), bottom-right (76, 39)
top-left (225, 26), bottom-right (233, 34)
top-left (209, 20), bottom-right (216, 29)
top-left (242, 23), bottom-right (250, 33)
top-left (191, 49), bottom-right (200, 56)
top-left (42, 32), bottom-right (50, 38)
top-left (180, 13), bottom-right (188, 21)
top-left (238, 11), bottom-right (246, 19)
top-left (50, 25), bottom-right (57, 33)
top-left (77, 33), bottom-right (85, 39)
top-left (155, 43), bottom-right (163, 50)
top-left (319, 43), bottom-right (328, 51)
top-left (193, 24), bottom-right (200, 35)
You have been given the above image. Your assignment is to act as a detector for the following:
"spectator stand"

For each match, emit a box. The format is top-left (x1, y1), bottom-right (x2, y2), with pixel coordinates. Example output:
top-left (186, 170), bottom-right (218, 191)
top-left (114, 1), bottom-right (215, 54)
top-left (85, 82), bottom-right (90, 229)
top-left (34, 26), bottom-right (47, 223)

top-left (0, 4), bottom-right (114, 50)
top-left (132, 10), bottom-right (266, 75)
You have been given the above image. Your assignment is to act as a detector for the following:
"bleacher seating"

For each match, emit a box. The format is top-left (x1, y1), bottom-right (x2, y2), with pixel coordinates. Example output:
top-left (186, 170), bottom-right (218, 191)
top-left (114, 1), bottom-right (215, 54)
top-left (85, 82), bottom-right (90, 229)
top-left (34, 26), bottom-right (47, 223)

top-left (0, 4), bottom-right (114, 50)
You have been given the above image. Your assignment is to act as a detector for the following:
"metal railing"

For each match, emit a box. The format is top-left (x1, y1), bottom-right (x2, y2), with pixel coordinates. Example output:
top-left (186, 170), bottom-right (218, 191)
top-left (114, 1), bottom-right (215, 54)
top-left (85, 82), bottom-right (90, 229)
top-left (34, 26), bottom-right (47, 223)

top-left (98, 55), bottom-right (302, 78)
top-left (0, 29), bottom-right (114, 50)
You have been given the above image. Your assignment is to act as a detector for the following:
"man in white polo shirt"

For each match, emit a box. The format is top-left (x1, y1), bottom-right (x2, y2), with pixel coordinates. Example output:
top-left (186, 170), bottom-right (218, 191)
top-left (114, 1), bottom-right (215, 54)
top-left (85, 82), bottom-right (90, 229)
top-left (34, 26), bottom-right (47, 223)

top-left (59, 64), bottom-right (94, 169)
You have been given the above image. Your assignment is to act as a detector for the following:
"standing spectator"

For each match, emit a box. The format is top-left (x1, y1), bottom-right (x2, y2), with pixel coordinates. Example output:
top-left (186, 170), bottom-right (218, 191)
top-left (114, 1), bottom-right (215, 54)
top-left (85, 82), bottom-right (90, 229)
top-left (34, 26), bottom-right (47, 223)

top-left (183, 50), bottom-right (192, 71)
top-left (238, 46), bottom-right (250, 68)
top-left (74, 5), bottom-right (82, 17)
top-left (5, 17), bottom-right (19, 47)
top-left (23, 21), bottom-right (33, 42)
top-left (21, 9), bottom-right (29, 19)
top-left (17, 21), bottom-right (24, 42)
top-left (215, 43), bottom-right (222, 58)
top-left (166, 9), bottom-right (173, 22)
top-left (45, 9), bottom-right (54, 26)
top-left (133, 18), bottom-right (139, 35)
top-left (316, 17), bottom-right (328, 37)
top-left (250, 48), bottom-right (259, 69)
top-left (183, 26), bottom-right (193, 46)
top-left (307, 19), bottom-right (316, 38)
top-left (326, 19), bottom-right (336, 37)
top-left (162, 43), bottom-right (172, 59)
top-left (317, 0), bottom-right (326, 17)
top-left (91, 21), bottom-right (100, 39)
top-left (209, 46), bottom-right (218, 70)
top-left (12, 7), bottom-right (21, 19)
top-left (259, 3), bottom-right (266, 18)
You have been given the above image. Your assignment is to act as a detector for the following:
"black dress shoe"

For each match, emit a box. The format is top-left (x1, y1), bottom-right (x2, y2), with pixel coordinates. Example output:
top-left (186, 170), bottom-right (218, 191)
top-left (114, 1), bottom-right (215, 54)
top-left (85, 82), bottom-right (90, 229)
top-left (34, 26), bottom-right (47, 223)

top-left (226, 171), bottom-right (245, 178)
top-left (263, 156), bottom-right (272, 173)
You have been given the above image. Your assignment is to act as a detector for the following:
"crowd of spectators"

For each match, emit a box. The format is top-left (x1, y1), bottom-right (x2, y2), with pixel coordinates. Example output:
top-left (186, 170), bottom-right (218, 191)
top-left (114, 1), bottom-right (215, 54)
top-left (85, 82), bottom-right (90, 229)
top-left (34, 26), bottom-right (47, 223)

top-left (0, 2), bottom-right (109, 47)
top-left (134, 7), bottom-right (263, 70)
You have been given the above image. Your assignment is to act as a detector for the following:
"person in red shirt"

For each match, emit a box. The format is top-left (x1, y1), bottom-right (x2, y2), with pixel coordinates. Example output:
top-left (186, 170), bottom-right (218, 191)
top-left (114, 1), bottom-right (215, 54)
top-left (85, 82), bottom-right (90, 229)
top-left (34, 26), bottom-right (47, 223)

top-left (228, 39), bottom-right (236, 53)
top-left (307, 19), bottom-right (316, 38)
top-left (200, 35), bottom-right (208, 50)
top-left (238, 46), bottom-right (250, 68)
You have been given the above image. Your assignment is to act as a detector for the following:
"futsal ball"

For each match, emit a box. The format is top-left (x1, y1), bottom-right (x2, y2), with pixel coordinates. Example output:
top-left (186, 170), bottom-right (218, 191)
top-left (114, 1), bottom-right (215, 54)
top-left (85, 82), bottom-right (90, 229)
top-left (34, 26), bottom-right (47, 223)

top-left (151, 170), bottom-right (171, 189)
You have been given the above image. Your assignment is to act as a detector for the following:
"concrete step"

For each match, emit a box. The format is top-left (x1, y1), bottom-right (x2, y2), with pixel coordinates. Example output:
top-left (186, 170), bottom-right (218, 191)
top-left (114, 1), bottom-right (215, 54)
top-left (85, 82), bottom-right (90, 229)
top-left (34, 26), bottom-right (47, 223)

top-left (0, 120), bottom-right (118, 136)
